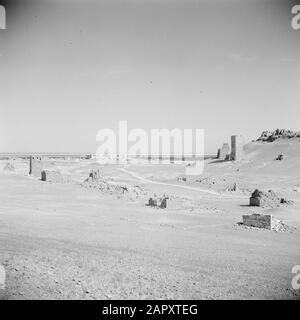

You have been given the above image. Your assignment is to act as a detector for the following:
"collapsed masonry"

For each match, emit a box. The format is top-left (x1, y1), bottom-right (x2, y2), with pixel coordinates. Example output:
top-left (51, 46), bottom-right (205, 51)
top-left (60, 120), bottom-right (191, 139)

top-left (242, 214), bottom-right (285, 231)
top-left (249, 189), bottom-right (291, 207)
top-left (148, 195), bottom-right (169, 209)
top-left (29, 156), bottom-right (43, 177)
top-left (219, 143), bottom-right (230, 160)
top-left (82, 170), bottom-right (147, 200)
top-left (275, 154), bottom-right (284, 161)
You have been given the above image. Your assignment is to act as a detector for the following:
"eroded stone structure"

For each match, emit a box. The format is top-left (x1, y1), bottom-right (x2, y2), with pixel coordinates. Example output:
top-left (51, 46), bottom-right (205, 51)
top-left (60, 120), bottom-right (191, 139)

top-left (219, 143), bottom-right (230, 160)
top-left (148, 195), bottom-right (169, 209)
top-left (250, 189), bottom-right (280, 207)
top-left (29, 156), bottom-right (43, 177)
top-left (230, 135), bottom-right (244, 161)
top-left (242, 214), bottom-right (281, 230)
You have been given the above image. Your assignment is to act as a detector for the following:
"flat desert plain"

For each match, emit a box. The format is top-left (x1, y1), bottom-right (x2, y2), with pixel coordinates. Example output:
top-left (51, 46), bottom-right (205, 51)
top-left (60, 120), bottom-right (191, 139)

top-left (0, 139), bottom-right (300, 299)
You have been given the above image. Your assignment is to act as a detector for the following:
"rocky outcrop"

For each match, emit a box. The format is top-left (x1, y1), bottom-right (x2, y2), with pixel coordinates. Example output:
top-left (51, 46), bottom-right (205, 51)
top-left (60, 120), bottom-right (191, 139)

top-left (218, 143), bottom-right (230, 160)
top-left (257, 129), bottom-right (300, 142)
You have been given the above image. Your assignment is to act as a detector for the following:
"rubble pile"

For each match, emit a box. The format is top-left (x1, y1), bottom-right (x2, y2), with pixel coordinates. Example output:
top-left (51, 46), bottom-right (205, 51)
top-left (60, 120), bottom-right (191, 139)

top-left (148, 194), bottom-right (169, 209)
top-left (249, 189), bottom-right (292, 207)
top-left (82, 170), bottom-right (147, 200)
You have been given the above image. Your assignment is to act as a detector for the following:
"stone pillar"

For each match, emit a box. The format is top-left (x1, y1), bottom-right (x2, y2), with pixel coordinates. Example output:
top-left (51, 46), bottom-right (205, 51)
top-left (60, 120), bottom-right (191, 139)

top-left (231, 135), bottom-right (244, 161)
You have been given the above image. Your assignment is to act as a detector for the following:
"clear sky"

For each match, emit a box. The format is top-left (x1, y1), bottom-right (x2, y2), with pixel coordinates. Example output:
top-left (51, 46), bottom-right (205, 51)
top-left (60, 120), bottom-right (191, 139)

top-left (0, 0), bottom-right (299, 153)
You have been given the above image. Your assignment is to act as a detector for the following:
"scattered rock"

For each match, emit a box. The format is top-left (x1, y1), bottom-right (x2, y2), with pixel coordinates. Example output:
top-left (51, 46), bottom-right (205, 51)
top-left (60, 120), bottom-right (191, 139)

top-left (275, 154), bottom-right (284, 161)
top-left (148, 195), bottom-right (169, 209)
top-left (280, 198), bottom-right (293, 205)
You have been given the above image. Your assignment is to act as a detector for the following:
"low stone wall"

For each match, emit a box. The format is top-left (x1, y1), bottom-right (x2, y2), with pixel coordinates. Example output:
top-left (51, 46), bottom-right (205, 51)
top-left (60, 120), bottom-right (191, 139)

top-left (41, 170), bottom-right (64, 183)
top-left (242, 214), bottom-right (280, 230)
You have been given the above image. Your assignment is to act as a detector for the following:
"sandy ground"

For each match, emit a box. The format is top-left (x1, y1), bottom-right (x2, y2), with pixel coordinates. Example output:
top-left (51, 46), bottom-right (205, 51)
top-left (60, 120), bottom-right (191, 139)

top-left (0, 140), bottom-right (300, 300)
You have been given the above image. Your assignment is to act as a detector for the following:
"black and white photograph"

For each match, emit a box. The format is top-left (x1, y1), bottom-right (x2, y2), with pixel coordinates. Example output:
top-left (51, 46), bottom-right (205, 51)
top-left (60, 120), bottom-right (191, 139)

top-left (0, 0), bottom-right (300, 305)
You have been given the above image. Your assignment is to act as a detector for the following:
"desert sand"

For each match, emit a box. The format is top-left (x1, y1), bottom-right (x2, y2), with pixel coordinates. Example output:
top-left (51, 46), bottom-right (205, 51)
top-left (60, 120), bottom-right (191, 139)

top-left (0, 137), bottom-right (300, 300)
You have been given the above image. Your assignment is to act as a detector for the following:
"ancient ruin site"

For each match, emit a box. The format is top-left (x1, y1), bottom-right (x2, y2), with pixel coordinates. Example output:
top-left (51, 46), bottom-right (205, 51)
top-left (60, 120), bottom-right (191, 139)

top-left (1, 0), bottom-right (299, 305)
top-left (0, 129), bottom-right (300, 300)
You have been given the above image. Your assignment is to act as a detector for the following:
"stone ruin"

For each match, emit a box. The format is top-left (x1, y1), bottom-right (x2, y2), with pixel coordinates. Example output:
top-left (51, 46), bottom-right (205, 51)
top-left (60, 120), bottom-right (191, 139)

top-left (148, 195), bottom-right (169, 209)
top-left (29, 156), bottom-right (43, 177)
top-left (82, 170), bottom-right (147, 200)
top-left (230, 135), bottom-right (243, 161)
top-left (218, 143), bottom-right (230, 160)
top-left (86, 169), bottom-right (102, 182)
top-left (41, 170), bottom-right (64, 183)
top-left (242, 213), bottom-right (285, 231)
top-left (249, 189), bottom-right (291, 207)
top-left (217, 135), bottom-right (244, 161)
top-left (3, 162), bottom-right (15, 172)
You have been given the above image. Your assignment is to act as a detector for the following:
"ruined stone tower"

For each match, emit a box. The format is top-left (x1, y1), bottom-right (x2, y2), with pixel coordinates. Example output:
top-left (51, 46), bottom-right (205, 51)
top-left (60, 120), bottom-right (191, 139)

top-left (230, 135), bottom-right (244, 161)
top-left (29, 156), bottom-right (43, 177)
